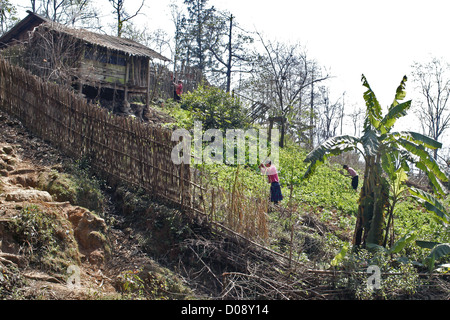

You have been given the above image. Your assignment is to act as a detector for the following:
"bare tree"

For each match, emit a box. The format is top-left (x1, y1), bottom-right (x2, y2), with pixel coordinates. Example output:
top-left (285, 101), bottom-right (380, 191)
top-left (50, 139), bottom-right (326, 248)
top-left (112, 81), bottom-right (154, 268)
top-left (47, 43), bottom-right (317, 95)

top-left (348, 104), bottom-right (364, 137)
top-left (63, 0), bottom-right (101, 30)
top-left (316, 86), bottom-right (343, 144)
top-left (22, 23), bottom-right (83, 86)
top-left (207, 12), bottom-right (254, 92)
top-left (243, 34), bottom-right (330, 147)
top-left (35, 0), bottom-right (65, 21)
top-left (169, 2), bottom-right (185, 78)
top-left (27, 0), bottom-right (100, 30)
top-left (412, 57), bottom-right (450, 159)
top-left (108, 0), bottom-right (144, 37)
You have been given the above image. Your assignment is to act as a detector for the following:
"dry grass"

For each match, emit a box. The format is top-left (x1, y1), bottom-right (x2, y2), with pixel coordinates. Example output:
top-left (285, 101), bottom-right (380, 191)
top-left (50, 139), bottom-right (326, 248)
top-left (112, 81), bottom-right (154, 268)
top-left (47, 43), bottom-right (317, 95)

top-left (194, 166), bottom-right (269, 243)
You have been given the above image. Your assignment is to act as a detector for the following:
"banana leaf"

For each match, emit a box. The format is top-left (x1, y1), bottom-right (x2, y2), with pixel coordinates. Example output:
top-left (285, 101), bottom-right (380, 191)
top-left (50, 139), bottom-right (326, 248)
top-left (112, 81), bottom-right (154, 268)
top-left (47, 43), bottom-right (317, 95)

top-left (390, 75), bottom-right (408, 107)
top-left (409, 187), bottom-right (450, 224)
top-left (361, 74), bottom-right (382, 129)
top-left (378, 76), bottom-right (411, 134)
top-left (416, 240), bottom-right (441, 249)
top-left (330, 242), bottom-right (351, 267)
top-left (303, 135), bottom-right (359, 179)
top-left (388, 232), bottom-right (417, 254)
top-left (416, 240), bottom-right (450, 271)
top-left (379, 100), bottom-right (411, 134)
top-left (426, 243), bottom-right (450, 271)
top-left (366, 233), bottom-right (416, 254)
top-left (415, 161), bottom-right (448, 196)
top-left (395, 138), bottom-right (447, 182)
top-left (391, 131), bottom-right (443, 150)
top-left (361, 127), bottom-right (379, 157)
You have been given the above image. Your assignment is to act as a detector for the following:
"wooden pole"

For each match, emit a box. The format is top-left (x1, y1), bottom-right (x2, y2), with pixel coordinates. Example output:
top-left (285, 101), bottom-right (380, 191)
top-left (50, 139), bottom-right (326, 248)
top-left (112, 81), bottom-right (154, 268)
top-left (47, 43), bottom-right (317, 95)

top-left (146, 59), bottom-right (151, 117)
top-left (124, 56), bottom-right (130, 104)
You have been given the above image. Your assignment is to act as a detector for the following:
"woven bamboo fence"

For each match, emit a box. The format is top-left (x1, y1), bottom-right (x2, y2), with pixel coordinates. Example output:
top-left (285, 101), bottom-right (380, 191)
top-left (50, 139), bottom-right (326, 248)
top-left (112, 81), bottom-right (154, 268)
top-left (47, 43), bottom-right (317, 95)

top-left (0, 58), bottom-right (192, 211)
top-left (0, 58), bottom-right (268, 243)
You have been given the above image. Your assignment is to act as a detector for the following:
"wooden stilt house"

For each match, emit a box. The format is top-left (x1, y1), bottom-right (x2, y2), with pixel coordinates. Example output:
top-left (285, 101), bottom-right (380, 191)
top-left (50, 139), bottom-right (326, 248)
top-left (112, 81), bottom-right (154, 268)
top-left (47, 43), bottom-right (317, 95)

top-left (0, 11), bottom-right (171, 117)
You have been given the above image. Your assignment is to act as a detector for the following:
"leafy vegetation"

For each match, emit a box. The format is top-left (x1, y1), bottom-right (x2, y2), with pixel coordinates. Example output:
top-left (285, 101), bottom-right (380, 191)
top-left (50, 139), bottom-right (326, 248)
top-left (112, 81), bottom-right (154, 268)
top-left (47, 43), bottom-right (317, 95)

top-left (180, 84), bottom-right (249, 130)
top-left (2, 0), bottom-right (449, 299)
top-left (151, 78), bottom-right (450, 299)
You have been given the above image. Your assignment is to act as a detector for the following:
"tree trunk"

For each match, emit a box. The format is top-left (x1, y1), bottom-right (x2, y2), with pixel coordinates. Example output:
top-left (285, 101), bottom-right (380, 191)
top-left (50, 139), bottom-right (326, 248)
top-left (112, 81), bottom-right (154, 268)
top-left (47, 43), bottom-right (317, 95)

top-left (225, 15), bottom-right (233, 93)
top-left (353, 155), bottom-right (389, 247)
top-left (383, 202), bottom-right (395, 248)
top-left (366, 180), bottom-right (385, 245)
top-left (353, 157), bottom-right (373, 246)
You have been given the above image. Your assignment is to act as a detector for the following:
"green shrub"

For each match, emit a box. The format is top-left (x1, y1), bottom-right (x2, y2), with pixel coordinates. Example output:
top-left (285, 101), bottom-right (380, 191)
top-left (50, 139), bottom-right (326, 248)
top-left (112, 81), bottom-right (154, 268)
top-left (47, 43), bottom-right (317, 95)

top-left (154, 99), bottom-right (193, 129)
top-left (180, 84), bottom-right (248, 130)
top-left (332, 248), bottom-right (420, 299)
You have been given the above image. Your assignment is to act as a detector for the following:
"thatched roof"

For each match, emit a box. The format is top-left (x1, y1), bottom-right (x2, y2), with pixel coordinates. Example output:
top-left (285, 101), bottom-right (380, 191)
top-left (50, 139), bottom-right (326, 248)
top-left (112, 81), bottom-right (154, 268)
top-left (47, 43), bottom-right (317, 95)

top-left (0, 11), bottom-right (170, 62)
top-left (0, 10), bottom-right (50, 48)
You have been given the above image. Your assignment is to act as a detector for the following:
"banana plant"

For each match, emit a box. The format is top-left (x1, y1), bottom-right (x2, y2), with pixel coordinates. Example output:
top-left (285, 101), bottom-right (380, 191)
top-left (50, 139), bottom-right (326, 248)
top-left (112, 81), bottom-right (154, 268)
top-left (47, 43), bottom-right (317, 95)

top-left (416, 240), bottom-right (450, 271)
top-left (303, 75), bottom-right (448, 247)
top-left (382, 151), bottom-right (410, 247)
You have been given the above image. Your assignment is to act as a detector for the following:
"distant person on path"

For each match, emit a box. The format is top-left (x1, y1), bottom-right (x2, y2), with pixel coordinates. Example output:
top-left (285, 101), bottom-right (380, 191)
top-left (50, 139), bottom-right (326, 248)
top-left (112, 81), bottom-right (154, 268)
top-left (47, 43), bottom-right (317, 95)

top-left (173, 80), bottom-right (183, 102)
top-left (343, 164), bottom-right (358, 190)
top-left (259, 160), bottom-right (283, 204)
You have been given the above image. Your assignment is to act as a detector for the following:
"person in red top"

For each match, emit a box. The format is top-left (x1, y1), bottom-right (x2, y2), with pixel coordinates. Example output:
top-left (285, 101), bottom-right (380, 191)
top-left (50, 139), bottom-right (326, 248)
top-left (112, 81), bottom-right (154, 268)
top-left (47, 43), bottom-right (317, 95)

top-left (343, 164), bottom-right (358, 190)
top-left (259, 160), bottom-right (283, 204)
top-left (173, 80), bottom-right (183, 102)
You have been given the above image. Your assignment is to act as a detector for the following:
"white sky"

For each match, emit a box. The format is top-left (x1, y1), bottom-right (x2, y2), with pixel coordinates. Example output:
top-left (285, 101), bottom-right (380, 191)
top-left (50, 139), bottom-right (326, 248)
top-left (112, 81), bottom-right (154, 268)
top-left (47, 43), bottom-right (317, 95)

top-left (208, 0), bottom-right (450, 109)
top-left (12, 0), bottom-right (450, 137)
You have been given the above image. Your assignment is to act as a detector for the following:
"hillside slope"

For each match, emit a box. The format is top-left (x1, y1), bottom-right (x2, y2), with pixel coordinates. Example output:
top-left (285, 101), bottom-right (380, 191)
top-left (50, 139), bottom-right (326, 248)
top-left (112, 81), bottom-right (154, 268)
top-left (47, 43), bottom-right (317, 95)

top-left (0, 108), bottom-right (344, 300)
top-left (0, 109), bottom-right (309, 300)
top-left (2, 107), bottom-right (449, 300)
top-left (0, 110), bottom-right (193, 299)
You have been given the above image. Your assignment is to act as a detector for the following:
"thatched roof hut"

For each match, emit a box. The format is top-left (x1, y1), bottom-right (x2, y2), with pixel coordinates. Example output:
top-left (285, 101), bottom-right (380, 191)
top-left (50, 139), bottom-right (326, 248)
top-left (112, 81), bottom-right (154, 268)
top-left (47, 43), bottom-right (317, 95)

top-left (0, 11), bottom-right (172, 115)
